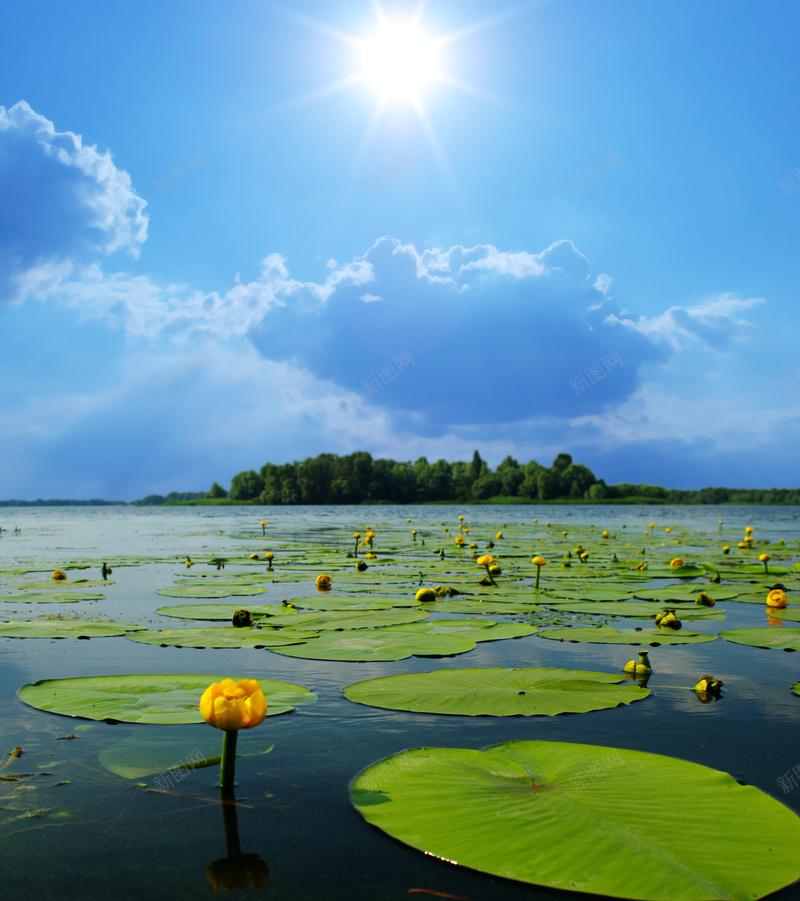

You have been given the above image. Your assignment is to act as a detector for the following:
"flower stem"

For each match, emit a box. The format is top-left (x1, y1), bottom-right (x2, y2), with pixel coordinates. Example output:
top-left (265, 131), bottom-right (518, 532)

top-left (535, 566), bottom-right (541, 590)
top-left (219, 730), bottom-right (238, 788)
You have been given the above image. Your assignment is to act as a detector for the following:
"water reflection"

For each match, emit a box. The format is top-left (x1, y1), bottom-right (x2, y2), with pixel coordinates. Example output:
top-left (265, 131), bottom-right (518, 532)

top-left (205, 788), bottom-right (269, 897)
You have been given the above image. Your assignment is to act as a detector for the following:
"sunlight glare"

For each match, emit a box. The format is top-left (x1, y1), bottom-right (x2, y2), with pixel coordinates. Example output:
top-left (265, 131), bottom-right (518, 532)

top-left (360, 24), bottom-right (438, 101)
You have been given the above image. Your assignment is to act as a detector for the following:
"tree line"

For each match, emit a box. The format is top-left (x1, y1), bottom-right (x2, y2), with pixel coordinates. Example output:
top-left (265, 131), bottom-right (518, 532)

top-left (160, 451), bottom-right (800, 506)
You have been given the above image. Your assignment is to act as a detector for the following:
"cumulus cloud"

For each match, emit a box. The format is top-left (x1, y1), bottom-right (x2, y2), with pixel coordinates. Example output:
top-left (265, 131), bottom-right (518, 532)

top-left (605, 293), bottom-right (764, 352)
top-left (0, 101), bottom-right (148, 305)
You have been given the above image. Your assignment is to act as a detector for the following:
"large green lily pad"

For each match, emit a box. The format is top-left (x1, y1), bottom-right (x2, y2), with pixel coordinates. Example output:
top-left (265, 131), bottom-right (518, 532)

top-left (344, 667), bottom-right (648, 716)
top-left (633, 587), bottom-right (739, 602)
top-left (719, 628), bottom-right (800, 650)
top-left (382, 620), bottom-right (537, 642)
top-left (155, 603), bottom-right (281, 621)
top-left (18, 674), bottom-right (317, 723)
top-left (351, 740), bottom-right (800, 900)
top-left (155, 585), bottom-right (269, 598)
top-left (540, 626), bottom-right (715, 645)
top-left (542, 601), bottom-right (725, 620)
top-left (259, 608), bottom-right (429, 631)
top-left (417, 599), bottom-right (542, 615)
top-left (0, 618), bottom-right (144, 639)
top-left (269, 628), bottom-right (476, 662)
top-left (126, 626), bottom-right (314, 649)
top-left (0, 591), bottom-right (105, 603)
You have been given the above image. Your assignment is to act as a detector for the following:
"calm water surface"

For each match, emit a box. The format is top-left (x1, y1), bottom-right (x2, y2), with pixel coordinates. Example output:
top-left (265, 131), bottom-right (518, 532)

top-left (1, 505), bottom-right (799, 900)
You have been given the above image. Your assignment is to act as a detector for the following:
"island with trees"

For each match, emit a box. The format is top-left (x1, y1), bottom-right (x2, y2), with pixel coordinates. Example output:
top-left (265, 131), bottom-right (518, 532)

top-left (133, 451), bottom-right (800, 506)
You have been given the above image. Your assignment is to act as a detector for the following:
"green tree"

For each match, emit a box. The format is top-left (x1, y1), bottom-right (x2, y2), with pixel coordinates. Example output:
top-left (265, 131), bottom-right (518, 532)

top-left (229, 470), bottom-right (264, 501)
top-left (206, 482), bottom-right (227, 499)
top-left (497, 455), bottom-right (523, 496)
top-left (551, 453), bottom-right (573, 473)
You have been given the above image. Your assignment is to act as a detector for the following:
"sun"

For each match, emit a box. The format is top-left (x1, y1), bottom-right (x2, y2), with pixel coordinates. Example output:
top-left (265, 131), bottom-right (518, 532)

top-left (359, 23), bottom-right (438, 102)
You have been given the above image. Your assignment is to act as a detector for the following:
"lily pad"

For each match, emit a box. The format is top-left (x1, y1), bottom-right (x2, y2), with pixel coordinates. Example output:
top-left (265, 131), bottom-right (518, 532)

top-left (344, 667), bottom-right (648, 716)
top-left (0, 592), bottom-right (104, 603)
top-left (542, 601), bottom-right (725, 621)
top-left (633, 587), bottom-right (739, 602)
top-left (539, 626), bottom-right (715, 645)
top-left (719, 628), bottom-right (800, 651)
top-left (269, 629), bottom-right (476, 662)
top-left (0, 618), bottom-right (144, 639)
top-left (126, 626), bottom-right (314, 649)
top-left (351, 740), bottom-right (800, 900)
top-left (382, 620), bottom-right (537, 642)
top-left (18, 674), bottom-right (317, 723)
top-left (417, 599), bottom-right (542, 615)
top-left (155, 585), bottom-right (269, 598)
top-left (155, 603), bottom-right (281, 621)
top-left (259, 608), bottom-right (429, 631)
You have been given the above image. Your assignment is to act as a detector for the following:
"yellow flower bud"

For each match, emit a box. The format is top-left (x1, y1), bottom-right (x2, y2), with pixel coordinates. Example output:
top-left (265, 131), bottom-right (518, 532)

top-left (51, 570), bottom-right (67, 581)
top-left (767, 589), bottom-right (788, 608)
top-left (315, 574), bottom-right (332, 591)
top-left (199, 679), bottom-right (267, 732)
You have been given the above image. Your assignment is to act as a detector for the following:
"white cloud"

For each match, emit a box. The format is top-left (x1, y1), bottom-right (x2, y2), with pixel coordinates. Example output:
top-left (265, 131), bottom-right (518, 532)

top-left (604, 292), bottom-right (764, 352)
top-left (0, 100), bottom-right (147, 266)
top-left (360, 293), bottom-right (383, 302)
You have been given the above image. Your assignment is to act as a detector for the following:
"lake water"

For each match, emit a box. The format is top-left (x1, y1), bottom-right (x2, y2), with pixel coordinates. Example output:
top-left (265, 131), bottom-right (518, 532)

top-left (1, 504), bottom-right (800, 900)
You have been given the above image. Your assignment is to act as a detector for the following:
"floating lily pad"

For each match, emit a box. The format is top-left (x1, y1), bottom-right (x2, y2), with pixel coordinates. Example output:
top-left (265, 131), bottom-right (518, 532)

top-left (417, 599), bottom-right (542, 615)
top-left (155, 585), bottom-right (269, 598)
top-left (126, 626), bottom-right (314, 649)
top-left (719, 628), bottom-right (800, 650)
top-left (761, 607), bottom-right (800, 621)
top-left (539, 626), bottom-right (715, 646)
top-left (13, 579), bottom-right (114, 591)
top-left (351, 740), bottom-right (800, 900)
top-left (344, 667), bottom-right (648, 716)
top-left (382, 620), bottom-right (537, 642)
top-left (260, 608), bottom-right (429, 631)
top-left (287, 596), bottom-right (400, 611)
top-left (0, 618), bottom-right (144, 639)
top-left (634, 587), bottom-right (739, 602)
top-left (541, 587), bottom-right (635, 601)
top-left (542, 601), bottom-right (725, 621)
top-left (269, 628), bottom-right (475, 662)
top-left (155, 603), bottom-right (281, 621)
top-left (18, 674), bottom-right (317, 723)
top-left (0, 591), bottom-right (104, 603)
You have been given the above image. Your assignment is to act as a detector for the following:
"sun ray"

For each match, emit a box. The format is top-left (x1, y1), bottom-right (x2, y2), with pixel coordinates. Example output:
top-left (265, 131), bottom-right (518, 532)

top-left (263, 0), bottom-right (524, 211)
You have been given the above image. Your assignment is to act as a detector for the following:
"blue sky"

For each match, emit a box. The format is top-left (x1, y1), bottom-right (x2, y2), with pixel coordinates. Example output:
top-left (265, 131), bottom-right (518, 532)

top-left (2, 0), bottom-right (799, 500)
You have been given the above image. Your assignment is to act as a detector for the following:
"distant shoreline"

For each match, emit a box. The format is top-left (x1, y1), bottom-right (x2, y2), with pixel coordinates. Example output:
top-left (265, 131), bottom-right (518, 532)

top-left (1, 497), bottom-right (799, 508)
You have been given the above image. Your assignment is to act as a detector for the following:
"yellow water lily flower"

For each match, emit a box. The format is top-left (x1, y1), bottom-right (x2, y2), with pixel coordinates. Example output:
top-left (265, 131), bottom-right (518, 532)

top-left (476, 555), bottom-right (494, 566)
top-left (767, 588), bottom-right (788, 608)
top-left (694, 675), bottom-right (724, 694)
top-left (496, 531), bottom-right (504, 540)
top-left (200, 679), bottom-right (267, 732)
top-left (315, 574), bottom-right (332, 591)
top-left (51, 570), bottom-right (67, 581)
top-left (670, 558), bottom-right (685, 568)
top-left (415, 587), bottom-right (436, 602)
top-left (249, 554), bottom-right (259, 560)
top-left (624, 650), bottom-right (652, 676)
top-left (635, 561), bottom-right (648, 571)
